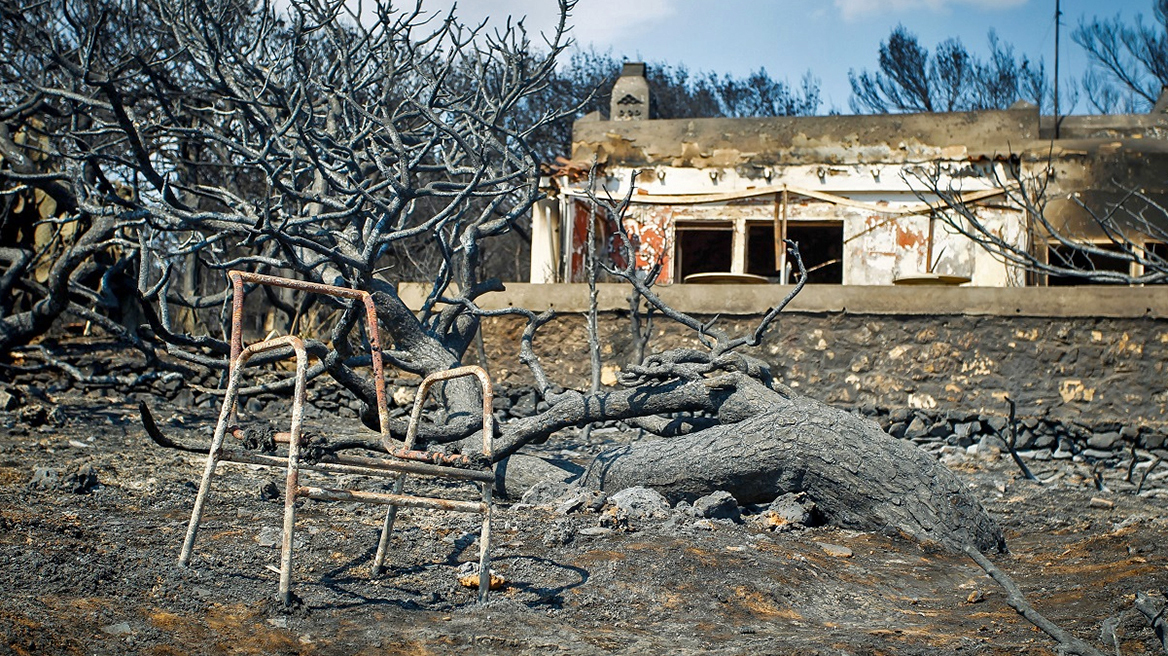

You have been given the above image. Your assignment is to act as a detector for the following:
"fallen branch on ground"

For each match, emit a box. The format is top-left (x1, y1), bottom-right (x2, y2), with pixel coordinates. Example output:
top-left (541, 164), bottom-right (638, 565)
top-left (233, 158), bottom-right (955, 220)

top-left (962, 544), bottom-right (1107, 656)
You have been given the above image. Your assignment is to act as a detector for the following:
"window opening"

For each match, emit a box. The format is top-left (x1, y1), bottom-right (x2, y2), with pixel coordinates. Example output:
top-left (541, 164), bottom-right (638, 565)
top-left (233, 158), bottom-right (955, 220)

top-left (676, 224), bottom-right (733, 281)
top-left (1046, 243), bottom-right (1134, 285)
top-left (748, 222), bottom-right (843, 284)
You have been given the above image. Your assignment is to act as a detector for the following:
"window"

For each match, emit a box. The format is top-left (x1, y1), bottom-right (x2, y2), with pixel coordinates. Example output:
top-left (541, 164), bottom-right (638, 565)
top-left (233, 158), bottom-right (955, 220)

top-left (1046, 243), bottom-right (1134, 285)
top-left (746, 222), bottom-right (843, 284)
top-left (676, 224), bottom-right (733, 280)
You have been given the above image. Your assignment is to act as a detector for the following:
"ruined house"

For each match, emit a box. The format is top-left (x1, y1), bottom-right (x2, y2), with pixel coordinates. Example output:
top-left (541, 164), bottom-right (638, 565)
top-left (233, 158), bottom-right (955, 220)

top-left (530, 63), bottom-right (1168, 286)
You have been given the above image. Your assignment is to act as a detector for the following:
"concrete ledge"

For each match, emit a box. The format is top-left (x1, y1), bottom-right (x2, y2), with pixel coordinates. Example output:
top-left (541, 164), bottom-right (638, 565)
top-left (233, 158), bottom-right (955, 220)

top-left (398, 283), bottom-right (1168, 319)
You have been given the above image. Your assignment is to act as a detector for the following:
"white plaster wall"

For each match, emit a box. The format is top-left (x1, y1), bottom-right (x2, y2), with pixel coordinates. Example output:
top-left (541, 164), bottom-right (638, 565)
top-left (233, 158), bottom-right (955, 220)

top-left (554, 161), bottom-right (1032, 287)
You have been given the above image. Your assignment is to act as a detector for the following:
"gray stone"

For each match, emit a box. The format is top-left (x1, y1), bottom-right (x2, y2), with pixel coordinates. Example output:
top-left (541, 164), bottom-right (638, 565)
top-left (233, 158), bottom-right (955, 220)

top-left (928, 421), bottom-right (952, 438)
top-left (1019, 449), bottom-right (1052, 461)
top-left (954, 422), bottom-right (978, 440)
top-left (904, 417), bottom-right (929, 439)
top-left (984, 416), bottom-right (1008, 433)
top-left (256, 526), bottom-right (282, 548)
top-left (578, 526), bottom-right (613, 537)
top-left (101, 622), bottom-right (133, 636)
top-left (887, 421), bottom-right (907, 438)
top-left (66, 465), bottom-right (98, 494)
top-left (817, 542), bottom-right (853, 558)
top-left (555, 494), bottom-right (588, 516)
top-left (1081, 449), bottom-right (1119, 461)
top-left (978, 435), bottom-right (1008, 451)
top-left (692, 491), bottom-right (741, 522)
top-left (0, 388), bottom-right (18, 411)
top-left (1087, 431), bottom-right (1122, 450)
top-left (519, 480), bottom-right (573, 507)
top-left (1031, 432), bottom-right (1056, 449)
top-left (767, 492), bottom-right (814, 526)
top-left (28, 467), bottom-right (60, 490)
top-left (607, 486), bottom-right (670, 519)
top-left (1142, 432), bottom-right (1166, 450)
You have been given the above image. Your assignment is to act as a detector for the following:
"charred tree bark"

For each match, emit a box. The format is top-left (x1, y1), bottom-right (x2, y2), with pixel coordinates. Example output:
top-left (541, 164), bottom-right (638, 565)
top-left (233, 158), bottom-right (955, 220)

top-left (581, 385), bottom-right (1005, 553)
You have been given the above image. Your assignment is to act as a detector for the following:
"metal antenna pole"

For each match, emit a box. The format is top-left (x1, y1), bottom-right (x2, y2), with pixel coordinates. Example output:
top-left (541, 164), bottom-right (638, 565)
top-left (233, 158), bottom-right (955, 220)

top-left (1054, 0), bottom-right (1061, 137)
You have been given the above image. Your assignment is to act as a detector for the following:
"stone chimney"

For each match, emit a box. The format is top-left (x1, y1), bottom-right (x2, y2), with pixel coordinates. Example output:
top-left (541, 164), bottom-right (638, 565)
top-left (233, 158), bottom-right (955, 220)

top-left (611, 62), bottom-right (649, 121)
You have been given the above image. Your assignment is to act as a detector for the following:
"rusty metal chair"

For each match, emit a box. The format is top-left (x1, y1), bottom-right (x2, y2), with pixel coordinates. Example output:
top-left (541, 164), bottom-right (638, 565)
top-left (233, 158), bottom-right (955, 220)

top-left (177, 271), bottom-right (495, 604)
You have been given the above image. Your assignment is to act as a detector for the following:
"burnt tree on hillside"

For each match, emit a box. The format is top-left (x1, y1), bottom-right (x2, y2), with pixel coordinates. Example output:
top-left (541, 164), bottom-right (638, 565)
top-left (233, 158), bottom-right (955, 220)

top-left (2, 0), bottom-right (1002, 552)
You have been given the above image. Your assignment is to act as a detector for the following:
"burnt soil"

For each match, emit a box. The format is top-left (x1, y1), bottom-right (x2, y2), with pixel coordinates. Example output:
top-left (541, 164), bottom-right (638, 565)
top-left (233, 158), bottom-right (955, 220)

top-left (2, 341), bottom-right (1168, 656)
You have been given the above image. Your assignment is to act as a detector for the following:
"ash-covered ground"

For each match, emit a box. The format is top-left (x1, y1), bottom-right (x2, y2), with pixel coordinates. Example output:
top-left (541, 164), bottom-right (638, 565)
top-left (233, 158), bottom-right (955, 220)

top-left (2, 339), bottom-right (1167, 655)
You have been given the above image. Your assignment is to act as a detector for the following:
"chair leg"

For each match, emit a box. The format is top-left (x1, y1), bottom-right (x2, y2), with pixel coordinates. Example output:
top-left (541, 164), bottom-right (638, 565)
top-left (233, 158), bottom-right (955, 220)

top-left (279, 360), bottom-right (307, 606)
top-left (372, 474), bottom-right (406, 575)
top-left (179, 374), bottom-right (241, 567)
top-left (278, 471), bottom-right (297, 606)
top-left (477, 482), bottom-right (493, 603)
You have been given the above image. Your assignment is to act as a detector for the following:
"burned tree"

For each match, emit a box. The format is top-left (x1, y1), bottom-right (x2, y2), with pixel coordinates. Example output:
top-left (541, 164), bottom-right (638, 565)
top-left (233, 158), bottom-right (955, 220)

top-left (1, 0), bottom-right (1002, 552)
top-left (907, 150), bottom-right (1168, 285)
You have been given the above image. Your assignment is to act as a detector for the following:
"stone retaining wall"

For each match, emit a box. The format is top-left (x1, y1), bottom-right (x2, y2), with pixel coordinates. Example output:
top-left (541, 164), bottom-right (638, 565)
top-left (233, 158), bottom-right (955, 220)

top-left (474, 308), bottom-right (1168, 445)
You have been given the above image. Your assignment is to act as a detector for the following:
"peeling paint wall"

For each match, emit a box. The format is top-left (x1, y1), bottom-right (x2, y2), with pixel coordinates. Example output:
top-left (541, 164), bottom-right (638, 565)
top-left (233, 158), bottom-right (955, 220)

top-left (563, 162), bottom-right (1028, 286)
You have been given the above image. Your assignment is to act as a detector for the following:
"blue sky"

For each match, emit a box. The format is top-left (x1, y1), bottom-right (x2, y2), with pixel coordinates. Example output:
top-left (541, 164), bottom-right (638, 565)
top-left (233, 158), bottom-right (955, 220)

top-left (437, 0), bottom-right (1155, 113)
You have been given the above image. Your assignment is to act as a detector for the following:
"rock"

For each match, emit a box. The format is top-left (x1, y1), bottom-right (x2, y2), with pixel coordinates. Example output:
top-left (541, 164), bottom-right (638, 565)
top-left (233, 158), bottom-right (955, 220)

top-left (1051, 447), bottom-right (1074, 460)
top-left (258, 481), bottom-right (280, 501)
top-left (765, 492), bottom-right (814, 527)
top-left (18, 405), bottom-right (48, 427)
top-left (1031, 432), bottom-right (1056, 449)
top-left (29, 464), bottom-right (98, 494)
top-left (256, 526), bottom-right (282, 548)
top-left (1081, 449), bottom-right (1118, 461)
top-left (101, 622), bottom-right (133, 636)
top-left (519, 480), bottom-right (573, 507)
top-left (391, 386), bottom-right (415, 407)
top-left (28, 467), bottom-right (60, 490)
top-left (983, 416), bottom-right (1007, 433)
top-left (1142, 432), bottom-right (1166, 450)
top-left (817, 542), bottom-right (853, 558)
top-left (1087, 432), bottom-right (1122, 450)
top-left (66, 465), bottom-right (99, 494)
top-left (692, 491), bottom-right (741, 522)
top-left (954, 422), bottom-right (978, 440)
top-left (1089, 497), bottom-right (1115, 509)
top-left (0, 388), bottom-right (19, 411)
top-left (542, 520), bottom-right (574, 547)
top-left (1019, 449), bottom-right (1052, 461)
top-left (606, 486), bottom-right (670, 520)
top-left (887, 422), bottom-right (907, 439)
top-left (509, 392), bottom-right (537, 418)
top-left (578, 526), bottom-right (613, 537)
top-left (904, 417), bottom-right (929, 440)
top-left (978, 435), bottom-right (1008, 452)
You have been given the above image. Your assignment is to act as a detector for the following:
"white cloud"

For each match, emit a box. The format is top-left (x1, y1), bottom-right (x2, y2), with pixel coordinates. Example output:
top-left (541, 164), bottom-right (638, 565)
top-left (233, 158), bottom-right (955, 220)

top-left (834, 0), bottom-right (1029, 21)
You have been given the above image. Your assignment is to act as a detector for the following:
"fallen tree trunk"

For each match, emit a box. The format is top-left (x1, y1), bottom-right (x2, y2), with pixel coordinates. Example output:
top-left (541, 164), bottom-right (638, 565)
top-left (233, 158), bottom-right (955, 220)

top-left (580, 390), bottom-right (1006, 553)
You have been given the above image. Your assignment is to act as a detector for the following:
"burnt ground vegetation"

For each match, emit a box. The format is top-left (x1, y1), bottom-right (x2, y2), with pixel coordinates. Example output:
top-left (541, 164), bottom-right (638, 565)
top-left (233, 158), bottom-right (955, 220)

top-left (0, 337), bottom-right (1167, 655)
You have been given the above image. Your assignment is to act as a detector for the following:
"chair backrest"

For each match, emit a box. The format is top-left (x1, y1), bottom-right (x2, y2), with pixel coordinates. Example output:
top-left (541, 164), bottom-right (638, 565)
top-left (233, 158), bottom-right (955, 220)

top-left (226, 270), bottom-right (391, 438)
